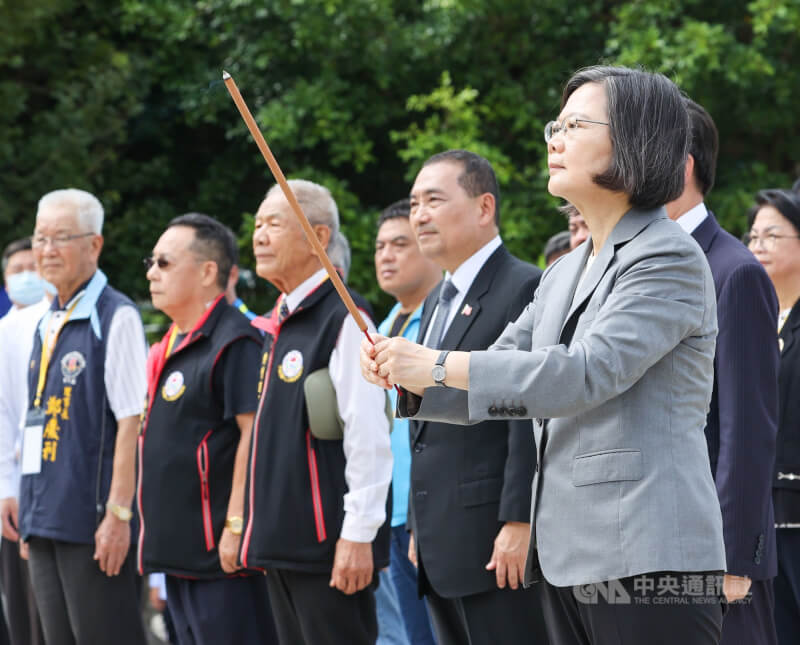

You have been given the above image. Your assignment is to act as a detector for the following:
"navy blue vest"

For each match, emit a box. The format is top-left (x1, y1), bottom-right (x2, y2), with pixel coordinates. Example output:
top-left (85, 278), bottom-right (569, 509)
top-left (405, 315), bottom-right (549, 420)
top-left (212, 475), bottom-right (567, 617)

top-left (240, 280), bottom-right (390, 573)
top-left (20, 272), bottom-right (138, 544)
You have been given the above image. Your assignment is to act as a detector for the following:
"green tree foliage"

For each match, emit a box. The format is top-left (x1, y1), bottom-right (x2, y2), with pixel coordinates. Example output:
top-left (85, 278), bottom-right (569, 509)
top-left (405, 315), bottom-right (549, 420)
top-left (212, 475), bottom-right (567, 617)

top-left (1, 0), bottom-right (798, 320)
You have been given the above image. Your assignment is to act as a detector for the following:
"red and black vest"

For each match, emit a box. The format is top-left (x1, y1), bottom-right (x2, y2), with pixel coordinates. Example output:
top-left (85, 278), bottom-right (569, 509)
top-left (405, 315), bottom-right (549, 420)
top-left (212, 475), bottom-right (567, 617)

top-left (239, 280), bottom-right (390, 573)
top-left (137, 296), bottom-right (262, 578)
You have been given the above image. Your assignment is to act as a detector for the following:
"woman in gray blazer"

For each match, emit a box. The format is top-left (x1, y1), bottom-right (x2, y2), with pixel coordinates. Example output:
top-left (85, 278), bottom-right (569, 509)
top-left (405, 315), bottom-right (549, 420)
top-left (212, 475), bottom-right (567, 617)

top-left (747, 189), bottom-right (800, 644)
top-left (362, 66), bottom-right (727, 645)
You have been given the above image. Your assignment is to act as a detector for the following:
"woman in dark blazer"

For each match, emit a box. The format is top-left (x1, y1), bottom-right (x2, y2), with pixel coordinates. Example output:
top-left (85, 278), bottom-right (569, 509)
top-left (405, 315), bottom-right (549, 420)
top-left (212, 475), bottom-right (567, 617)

top-left (748, 188), bottom-right (800, 644)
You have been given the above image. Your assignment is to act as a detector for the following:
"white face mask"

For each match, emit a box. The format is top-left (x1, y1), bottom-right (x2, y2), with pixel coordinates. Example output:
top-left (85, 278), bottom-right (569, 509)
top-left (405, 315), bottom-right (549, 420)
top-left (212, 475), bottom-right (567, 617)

top-left (6, 271), bottom-right (47, 306)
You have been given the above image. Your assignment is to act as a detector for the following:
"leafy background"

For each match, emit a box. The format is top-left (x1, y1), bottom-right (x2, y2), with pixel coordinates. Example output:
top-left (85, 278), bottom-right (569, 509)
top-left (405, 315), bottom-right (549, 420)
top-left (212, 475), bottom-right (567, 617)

top-left (2, 0), bottom-right (798, 325)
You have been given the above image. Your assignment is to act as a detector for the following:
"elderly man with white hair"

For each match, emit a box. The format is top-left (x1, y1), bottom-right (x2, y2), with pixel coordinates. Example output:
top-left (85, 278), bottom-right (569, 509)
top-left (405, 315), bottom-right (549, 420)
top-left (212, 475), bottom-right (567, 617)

top-left (13, 188), bottom-right (148, 644)
top-left (239, 180), bottom-right (392, 645)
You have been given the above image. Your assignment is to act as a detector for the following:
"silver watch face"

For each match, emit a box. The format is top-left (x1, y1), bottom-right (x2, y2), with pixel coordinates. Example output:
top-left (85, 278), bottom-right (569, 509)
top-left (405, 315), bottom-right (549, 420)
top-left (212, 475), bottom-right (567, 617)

top-left (431, 364), bottom-right (446, 384)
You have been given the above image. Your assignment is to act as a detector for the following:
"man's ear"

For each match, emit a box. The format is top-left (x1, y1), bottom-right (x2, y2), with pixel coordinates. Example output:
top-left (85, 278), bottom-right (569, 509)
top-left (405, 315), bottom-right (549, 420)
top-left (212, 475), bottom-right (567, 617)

top-left (227, 264), bottom-right (240, 293)
top-left (477, 193), bottom-right (497, 229)
top-left (311, 224), bottom-right (332, 256)
top-left (200, 261), bottom-right (219, 289)
top-left (89, 234), bottom-right (104, 261)
top-left (685, 154), bottom-right (696, 189)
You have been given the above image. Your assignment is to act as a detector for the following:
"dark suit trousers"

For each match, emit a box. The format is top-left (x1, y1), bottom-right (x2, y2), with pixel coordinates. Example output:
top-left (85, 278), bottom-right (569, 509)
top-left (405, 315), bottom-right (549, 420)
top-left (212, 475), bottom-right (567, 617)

top-left (425, 582), bottom-right (548, 645)
top-left (720, 578), bottom-right (777, 645)
top-left (265, 568), bottom-right (377, 645)
top-left (166, 574), bottom-right (278, 645)
top-left (774, 529), bottom-right (800, 645)
top-left (26, 538), bottom-right (146, 645)
top-left (0, 537), bottom-right (43, 645)
top-left (540, 573), bottom-right (723, 645)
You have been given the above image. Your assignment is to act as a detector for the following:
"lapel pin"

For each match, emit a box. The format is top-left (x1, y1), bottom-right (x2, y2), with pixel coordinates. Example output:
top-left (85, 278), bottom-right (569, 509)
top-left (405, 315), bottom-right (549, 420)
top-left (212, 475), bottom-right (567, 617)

top-left (461, 303), bottom-right (472, 316)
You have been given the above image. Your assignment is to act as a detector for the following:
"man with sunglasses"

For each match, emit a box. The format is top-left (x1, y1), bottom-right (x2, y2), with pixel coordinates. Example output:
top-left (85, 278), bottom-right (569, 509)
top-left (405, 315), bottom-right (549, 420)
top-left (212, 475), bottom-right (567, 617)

top-left (138, 213), bottom-right (276, 644)
top-left (17, 188), bottom-right (148, 644)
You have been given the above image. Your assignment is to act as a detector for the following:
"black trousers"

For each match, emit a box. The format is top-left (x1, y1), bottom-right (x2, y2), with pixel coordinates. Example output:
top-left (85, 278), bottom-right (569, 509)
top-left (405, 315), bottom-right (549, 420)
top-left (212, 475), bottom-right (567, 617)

top-left (166, 573), bottom-right (278, 645)
top-left (720, 577), bottom-right (777, 645)
top-left (0, 537), bottom-right (43, 645)
top-left (265, 568), bottom-right (377, 645)
top-left (27, 537), bottom-right (146, 645)
top-left (774, 529), bottom-right (800, 645)
top-left (426, 581), bottom-right (549, 645)
top-left (540, 572), bottom-right (724, 645)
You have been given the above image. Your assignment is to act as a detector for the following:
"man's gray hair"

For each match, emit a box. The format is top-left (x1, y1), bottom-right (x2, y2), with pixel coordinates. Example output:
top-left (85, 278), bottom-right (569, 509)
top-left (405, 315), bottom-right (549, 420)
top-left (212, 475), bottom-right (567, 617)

top-left (327, 231), bottom-right (351, 282)
top-left (37, 189), bottom-right (104, 234)
top-left (265, 180), bottom-right (340, 247)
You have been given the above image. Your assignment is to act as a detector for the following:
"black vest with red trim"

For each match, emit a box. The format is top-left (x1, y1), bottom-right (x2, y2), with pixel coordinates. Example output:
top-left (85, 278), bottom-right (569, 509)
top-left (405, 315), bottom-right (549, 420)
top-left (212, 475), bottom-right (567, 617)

top-left (137, 297), bottom-right (262, 578)
top-left (239, 279), bottom-right (390, 573)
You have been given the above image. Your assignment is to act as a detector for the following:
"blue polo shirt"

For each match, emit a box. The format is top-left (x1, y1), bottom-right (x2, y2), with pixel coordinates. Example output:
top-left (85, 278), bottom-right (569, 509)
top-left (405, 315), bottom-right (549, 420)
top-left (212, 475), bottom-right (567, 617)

top-left (379, 302), bottom-right (423, 527)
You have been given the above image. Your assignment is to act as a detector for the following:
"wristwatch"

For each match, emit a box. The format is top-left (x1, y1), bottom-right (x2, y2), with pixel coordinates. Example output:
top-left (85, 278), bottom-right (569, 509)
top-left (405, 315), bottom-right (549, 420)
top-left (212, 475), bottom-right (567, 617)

top-left (225, 516), bottom-right (244, 536)
top-left (106, 502), bottom-right (133, 522)
top-left (431, 350), bottom-right (450, 387)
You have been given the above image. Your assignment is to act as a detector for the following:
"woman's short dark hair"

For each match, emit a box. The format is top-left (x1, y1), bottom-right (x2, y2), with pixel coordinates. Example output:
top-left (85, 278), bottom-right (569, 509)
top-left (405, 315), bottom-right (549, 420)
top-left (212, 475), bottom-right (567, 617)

top-left (168, 213), bottom-right (238, 289)
top-left (746, 189), bottom-right (800, 236)
top-left (562, 66), bottom-right (689, 210)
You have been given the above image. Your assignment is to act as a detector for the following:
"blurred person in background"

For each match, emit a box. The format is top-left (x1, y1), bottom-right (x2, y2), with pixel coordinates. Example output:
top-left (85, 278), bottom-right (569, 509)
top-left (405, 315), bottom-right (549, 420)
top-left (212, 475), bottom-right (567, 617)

top-left (564, 204), bottom-right (589, 249)
top-left (543, 230), bottom-right (571, 267)
top-left (16, 188), bottom-right (147, 645)
top-left (747, 189), bottom-right (800, 644)
top-left (666, 99), bottom-right (780, 645)
top-left (374, 198), bottom-right (441, 645)
top-left (0, 237), bottom-right (50, 645)
top-left (328, 230), bottom-right (351, 282)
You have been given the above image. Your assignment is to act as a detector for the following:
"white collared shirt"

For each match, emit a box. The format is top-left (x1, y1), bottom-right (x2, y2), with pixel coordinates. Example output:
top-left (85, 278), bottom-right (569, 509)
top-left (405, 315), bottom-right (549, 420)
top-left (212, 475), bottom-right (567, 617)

top-left (0, 299), bottom-right (51, 499)
top-left (422, 235), bottom-right (502, 346)
top-left (282, 268), bottom-right (392, 542)
top-left (676, 202), bottom-right (709, 235)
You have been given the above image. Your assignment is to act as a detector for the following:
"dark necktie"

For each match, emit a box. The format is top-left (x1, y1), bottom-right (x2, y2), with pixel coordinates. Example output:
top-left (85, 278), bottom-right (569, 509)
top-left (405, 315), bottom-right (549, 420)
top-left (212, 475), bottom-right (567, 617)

top-left (425, 279), bottom-right (458, 349)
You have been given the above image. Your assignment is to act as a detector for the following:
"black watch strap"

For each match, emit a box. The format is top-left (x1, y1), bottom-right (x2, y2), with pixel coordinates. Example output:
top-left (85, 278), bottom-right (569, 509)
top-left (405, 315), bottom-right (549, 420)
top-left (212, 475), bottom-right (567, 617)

top-left (433, 350), bottom-right (450, 387)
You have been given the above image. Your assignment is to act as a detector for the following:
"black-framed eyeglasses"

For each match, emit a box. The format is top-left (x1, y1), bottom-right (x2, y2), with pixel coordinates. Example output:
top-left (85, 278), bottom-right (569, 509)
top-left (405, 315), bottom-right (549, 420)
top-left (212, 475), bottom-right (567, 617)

top-left (544, 116), bottom-right (609, 143)
top-left (31, 232), bottom-right (94, 248)
top-left (143, 256), bottom-right (171, 271)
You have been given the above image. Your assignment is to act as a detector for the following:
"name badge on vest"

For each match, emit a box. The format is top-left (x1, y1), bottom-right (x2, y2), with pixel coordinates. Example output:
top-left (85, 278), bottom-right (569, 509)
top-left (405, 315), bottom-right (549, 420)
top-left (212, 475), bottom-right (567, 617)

top-left (21, 408), bottom-right (45, 475)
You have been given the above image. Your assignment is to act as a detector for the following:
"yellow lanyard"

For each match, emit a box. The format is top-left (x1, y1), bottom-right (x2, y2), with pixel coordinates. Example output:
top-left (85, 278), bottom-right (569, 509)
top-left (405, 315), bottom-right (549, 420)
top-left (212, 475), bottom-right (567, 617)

top-left (165, 325), bottom-right (180, 358)
top-left (33, 296), bottom-right (83, 408)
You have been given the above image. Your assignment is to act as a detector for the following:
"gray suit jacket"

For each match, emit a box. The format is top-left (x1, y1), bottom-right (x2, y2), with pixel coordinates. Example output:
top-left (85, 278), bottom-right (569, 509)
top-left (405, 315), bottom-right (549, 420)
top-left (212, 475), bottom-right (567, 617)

top-left (409, 207), bottom-right (727, 587)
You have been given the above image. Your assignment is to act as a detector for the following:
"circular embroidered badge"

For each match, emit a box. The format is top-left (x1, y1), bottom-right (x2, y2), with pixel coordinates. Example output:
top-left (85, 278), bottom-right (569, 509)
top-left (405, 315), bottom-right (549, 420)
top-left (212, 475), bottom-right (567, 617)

top-left (162, 370), bottom-right (186, 401)
top-left (60, 351), bottom-right (86, 385)
top-left (278, 350), bottom-right (304, 383)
